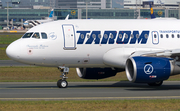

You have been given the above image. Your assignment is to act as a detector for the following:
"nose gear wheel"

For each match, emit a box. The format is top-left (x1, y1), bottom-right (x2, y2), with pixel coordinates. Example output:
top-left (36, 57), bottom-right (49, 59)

top-left (57, 67), bottom-right (69, 88)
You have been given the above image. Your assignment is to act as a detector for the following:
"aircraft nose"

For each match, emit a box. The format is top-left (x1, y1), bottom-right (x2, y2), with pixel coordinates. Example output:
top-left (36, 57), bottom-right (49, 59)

top-left (6, 40), bottom-right (21, 61)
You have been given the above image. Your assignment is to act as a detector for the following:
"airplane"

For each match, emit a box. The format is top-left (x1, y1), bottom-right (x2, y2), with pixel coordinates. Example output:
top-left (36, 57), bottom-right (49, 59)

top-left (23, 9), bottom-right (54, 28)
top-left (6, 17), bottom-right (180, 88)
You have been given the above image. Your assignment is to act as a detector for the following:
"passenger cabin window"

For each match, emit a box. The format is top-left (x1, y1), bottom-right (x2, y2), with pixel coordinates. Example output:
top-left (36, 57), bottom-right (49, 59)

top-left (177, 34), bottom-right (180, 38)
top-left (98, 34), bottom-right (101, 38)
top-left (110, 34), bottom-right (113, 39)
top-left (104, 34), bottom-right (108, 39)
top-left (81, 34), bottom-right (84, 39)
top-left (32, 32), bottom-right (40, 39)
top-left (22, 32), bottom-right (33, 38)
top-left (41, 33), bottom-right (47, 39)
top-left (119, 34), bottom-right (122, 39)
top-left (125, 34), bottom-right (128, 39)
top-left (145, 34), bottom-right (148, 38)
top-left (136, 34), bottom-right (139, 38)
top-left (87, 34), bottom-right (90, 39)
top-left (154, 34), bottom-right (157, 38)
top-left (166, 34), bottom-right (169, 38)
top-left (160, 34), bottom-right (163, 38)
top-left (92, 34), bottom-right (96, 38)
top-left (131, 34), bottom-right (134, 38)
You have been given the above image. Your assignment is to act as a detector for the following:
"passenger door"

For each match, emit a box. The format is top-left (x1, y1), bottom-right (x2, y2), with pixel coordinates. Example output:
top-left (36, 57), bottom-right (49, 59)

top-left (62, 24), bottom-right (76, 50)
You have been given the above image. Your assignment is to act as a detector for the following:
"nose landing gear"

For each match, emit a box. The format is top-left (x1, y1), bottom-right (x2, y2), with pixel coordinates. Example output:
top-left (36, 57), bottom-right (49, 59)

top-left (57, 67), bottom-right (69, 88)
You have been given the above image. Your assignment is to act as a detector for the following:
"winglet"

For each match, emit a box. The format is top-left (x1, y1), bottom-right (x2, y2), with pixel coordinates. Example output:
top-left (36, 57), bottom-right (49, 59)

top-left (149, 3), bottom-right (156, 19)
top-left (65, 14), bottom-right (69, 20)
top-left (49, 9), bottom-right (54, 18)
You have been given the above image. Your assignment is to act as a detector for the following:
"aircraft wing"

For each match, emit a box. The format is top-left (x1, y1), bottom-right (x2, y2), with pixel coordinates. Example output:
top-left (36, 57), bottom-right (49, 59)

top-left (131, 49), bottom-right (180, 60)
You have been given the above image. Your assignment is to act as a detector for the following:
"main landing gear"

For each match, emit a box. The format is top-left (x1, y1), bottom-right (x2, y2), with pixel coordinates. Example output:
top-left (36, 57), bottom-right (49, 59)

top-left (57, 67), bottom-right (69, 88)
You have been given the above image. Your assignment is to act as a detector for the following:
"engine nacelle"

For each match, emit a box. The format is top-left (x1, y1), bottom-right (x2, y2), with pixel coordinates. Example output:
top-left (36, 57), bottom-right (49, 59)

top-left (76, 68), bottom-right (119, 79)
top-left (125, 56), bottom-right (173, 83)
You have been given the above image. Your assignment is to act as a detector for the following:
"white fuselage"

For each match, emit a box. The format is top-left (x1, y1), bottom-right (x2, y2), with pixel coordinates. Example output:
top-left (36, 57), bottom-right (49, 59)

top-left (6, 19), bottom-right (180, 68)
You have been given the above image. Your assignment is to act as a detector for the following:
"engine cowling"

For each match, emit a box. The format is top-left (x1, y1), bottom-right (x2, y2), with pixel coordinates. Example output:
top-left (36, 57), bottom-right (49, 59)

top-left (76, 68), bottom-right (119, 79)
top-left (125, 56), bottom-right (173, 83)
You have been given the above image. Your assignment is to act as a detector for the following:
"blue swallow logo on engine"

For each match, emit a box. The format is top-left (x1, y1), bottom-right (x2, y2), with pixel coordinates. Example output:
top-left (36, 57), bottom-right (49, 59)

top-left (144, 64), bottom-right (154, 75)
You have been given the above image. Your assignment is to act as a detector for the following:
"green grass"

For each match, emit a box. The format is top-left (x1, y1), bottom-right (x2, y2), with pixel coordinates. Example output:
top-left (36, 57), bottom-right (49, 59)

top-left (0, 99), bottom-right (180, 111)
top-left (0, 67), bottom-right (180, 82)
top-left (0, 48), bottom-right (9, 60)
top-left (0, 67), bottom-right (128, 82)
top-left (0, 35), bottom-right (21, 45)
top-left (0, 34), bottom-right (22, 60)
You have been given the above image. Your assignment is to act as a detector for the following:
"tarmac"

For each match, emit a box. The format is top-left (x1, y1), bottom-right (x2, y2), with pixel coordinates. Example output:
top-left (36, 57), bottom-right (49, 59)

top-left (0, 81), bottom-right (180, 100)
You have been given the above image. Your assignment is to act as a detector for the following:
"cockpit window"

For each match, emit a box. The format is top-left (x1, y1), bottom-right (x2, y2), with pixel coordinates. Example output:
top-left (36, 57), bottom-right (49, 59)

top-left (32, 32), bottom-right (40, 39)
top-left (41, 33), bottom-right (47, 39)
top-left (22, 32), bottom-right (33, 38)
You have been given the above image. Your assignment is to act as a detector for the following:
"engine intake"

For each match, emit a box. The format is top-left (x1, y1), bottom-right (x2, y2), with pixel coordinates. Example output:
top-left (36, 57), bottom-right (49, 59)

top-left (125, 56), bottom-right (179, 83)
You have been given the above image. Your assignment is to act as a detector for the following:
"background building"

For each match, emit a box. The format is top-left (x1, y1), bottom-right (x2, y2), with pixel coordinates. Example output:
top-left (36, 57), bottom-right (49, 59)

top-left (0, 9), bottom-right (49, 27)
top-left (55, 0), bottom-right (77, 9)
top-left (0, 0), bottom-right (2, 9)
top-left (1, 0), bottom-right (124, 9)
top-left (1, 0), bottom-right (51, 9)
top-left (55, 0), bottom-right (124, 9)
top-left (53, 8), bottom-right (179, 20)
top-left (124, 0), bottom-right (180, 9)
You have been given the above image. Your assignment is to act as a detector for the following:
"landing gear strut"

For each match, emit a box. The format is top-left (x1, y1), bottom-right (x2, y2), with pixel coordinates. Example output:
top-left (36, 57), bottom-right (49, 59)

top-left (57, 67), bottom-right (69, 88)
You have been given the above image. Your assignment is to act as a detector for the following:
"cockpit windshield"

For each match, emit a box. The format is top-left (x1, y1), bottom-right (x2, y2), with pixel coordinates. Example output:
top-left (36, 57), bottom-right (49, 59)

top-left (22, 32), bottom-right (48, 39)
top-left (41, 33), bottom-right (47, 39)
top-left (32, 32), bottom-right (40, 39)
top-left (22, 32), bottom-right (33, 38)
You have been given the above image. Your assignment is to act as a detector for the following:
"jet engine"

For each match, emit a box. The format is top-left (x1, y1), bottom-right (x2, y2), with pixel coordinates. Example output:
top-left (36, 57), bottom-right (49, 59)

top-left (76, 68), bottom-right (120, 79)
top-left (125, 56), bottom-right (180, 83)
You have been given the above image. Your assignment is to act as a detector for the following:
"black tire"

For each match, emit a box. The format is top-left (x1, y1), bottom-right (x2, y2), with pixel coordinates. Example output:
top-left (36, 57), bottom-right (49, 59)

top-left (57, 79), bottom-right (68, 88)
top-left (148, 81), bottom-right (163, 86)
top-left (57, 79), bottom-right (62, 88)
